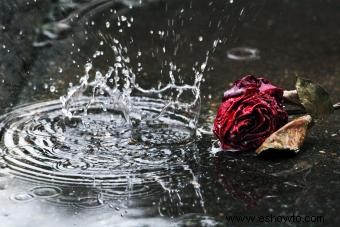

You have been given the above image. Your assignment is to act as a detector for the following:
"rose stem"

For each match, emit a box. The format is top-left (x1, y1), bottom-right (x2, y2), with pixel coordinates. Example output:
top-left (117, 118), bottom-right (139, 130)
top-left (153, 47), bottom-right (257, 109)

top-left (334, 102), bottom-right (340, 109)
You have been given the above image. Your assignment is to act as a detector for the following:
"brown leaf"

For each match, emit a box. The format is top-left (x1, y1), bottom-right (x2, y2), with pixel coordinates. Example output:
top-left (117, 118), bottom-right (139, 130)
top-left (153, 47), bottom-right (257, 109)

top-left (296, 77), bottom-right (334, 119)
top-left (256, 115), bottom-right (313, 154)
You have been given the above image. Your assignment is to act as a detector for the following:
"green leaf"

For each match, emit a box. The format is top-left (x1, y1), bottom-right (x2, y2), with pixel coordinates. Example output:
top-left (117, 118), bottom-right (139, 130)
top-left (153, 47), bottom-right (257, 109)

top-left (296, 77), bottom-right (334, 119)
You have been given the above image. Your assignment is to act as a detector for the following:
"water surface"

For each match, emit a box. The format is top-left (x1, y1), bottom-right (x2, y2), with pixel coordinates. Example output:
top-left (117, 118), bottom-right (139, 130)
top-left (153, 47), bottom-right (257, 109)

top-left (0, 0), bottom-right (340, 226)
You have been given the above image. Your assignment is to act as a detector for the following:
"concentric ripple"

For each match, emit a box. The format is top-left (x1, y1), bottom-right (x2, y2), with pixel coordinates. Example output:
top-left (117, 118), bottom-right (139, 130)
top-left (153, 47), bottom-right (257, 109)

top-left (0, 97), bottom-right (197, 199)
top-left (226, 47), bottom-right (260, 61)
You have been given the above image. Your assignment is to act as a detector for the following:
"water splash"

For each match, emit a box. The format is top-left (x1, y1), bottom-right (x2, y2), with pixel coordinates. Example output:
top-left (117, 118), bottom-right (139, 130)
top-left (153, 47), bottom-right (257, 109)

top-left (59, 38), bottom-right (208, 132)
top-left (0, 39), bottom-right (211, 213)
top-left (0, 5), bottom-right (223, 216)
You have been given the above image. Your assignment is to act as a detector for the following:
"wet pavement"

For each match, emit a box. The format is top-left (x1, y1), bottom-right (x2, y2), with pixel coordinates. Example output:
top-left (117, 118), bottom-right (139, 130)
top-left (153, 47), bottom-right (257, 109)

top-left (0, 0), bottom-right (340, 226)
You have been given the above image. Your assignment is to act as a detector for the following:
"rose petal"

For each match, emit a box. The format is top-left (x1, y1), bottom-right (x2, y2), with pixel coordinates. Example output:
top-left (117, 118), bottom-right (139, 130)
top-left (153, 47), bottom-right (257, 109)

top-left (213, 91), bottom-right (288, 151)
top-left (222, 75), bottom-right (284, 102)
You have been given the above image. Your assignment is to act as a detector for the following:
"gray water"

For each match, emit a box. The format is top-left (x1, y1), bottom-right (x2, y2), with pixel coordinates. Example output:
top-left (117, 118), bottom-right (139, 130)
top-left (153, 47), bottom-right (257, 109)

top-left (0, 0), bottom-right (340, 226)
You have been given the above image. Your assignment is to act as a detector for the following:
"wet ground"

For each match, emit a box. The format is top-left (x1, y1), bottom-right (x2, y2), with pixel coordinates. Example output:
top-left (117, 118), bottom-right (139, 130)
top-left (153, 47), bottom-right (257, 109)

top-left (0, 0), bottom-right (340, 226)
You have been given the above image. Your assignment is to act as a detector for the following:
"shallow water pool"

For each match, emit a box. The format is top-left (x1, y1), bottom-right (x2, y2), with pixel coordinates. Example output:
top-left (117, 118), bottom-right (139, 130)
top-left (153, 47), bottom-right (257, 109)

top-left (0, 0), bottom-right (340, 226)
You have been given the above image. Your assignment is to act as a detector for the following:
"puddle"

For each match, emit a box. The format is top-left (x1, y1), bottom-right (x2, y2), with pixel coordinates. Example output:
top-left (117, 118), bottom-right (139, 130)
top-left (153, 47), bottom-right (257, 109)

top-left (0, 0), bottom-right (340, 226)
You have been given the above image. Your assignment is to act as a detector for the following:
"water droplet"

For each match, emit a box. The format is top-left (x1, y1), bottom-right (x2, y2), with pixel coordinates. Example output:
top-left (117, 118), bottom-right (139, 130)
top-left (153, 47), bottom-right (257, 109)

top-left (105, 21), bottom-right (110, 28)
top-left (93, 50), bottom-right (101, 58)
top-left (50, 86), bottom-right (56, 93)
top-left (201, 62), bottom-right (207, 71)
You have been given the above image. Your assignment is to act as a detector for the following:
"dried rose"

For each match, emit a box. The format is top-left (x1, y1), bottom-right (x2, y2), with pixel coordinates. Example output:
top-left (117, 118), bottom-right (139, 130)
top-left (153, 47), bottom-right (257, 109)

top-left (213, 75), bottom-right (288, 151)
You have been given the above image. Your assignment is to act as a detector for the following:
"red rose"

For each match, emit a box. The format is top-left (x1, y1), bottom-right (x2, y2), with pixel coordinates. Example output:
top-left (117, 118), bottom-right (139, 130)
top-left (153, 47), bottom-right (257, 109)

top-left (213, 75), bottom-right (288, 151)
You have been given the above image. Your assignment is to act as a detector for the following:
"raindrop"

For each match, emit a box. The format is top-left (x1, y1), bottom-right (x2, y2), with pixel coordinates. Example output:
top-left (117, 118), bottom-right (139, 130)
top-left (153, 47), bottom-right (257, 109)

top-left (93, 50), bottom-right (101, 58)
top-left (50, 86), bottom-right (56, 93)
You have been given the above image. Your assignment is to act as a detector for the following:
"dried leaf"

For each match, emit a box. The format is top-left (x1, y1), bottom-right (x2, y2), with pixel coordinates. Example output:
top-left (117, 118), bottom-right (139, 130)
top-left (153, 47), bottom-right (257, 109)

top-left (296, 77), bottom-right (334, 118)
top-left (256, 115), bottom-right (312, 154)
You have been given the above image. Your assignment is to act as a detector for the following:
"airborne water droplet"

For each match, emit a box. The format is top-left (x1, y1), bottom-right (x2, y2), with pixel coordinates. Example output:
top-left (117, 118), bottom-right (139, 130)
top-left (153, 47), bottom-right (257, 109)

top-left (50, 86), bottom-right (56, 93)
